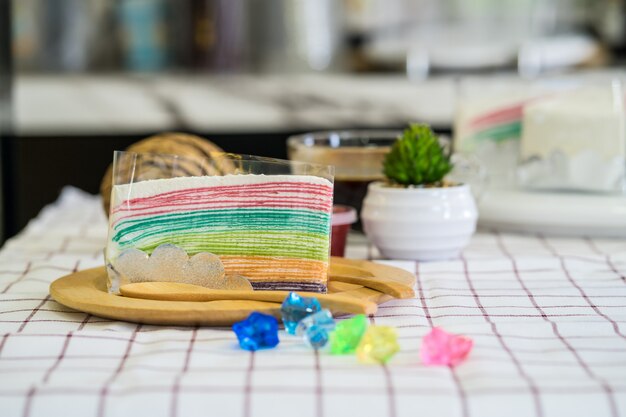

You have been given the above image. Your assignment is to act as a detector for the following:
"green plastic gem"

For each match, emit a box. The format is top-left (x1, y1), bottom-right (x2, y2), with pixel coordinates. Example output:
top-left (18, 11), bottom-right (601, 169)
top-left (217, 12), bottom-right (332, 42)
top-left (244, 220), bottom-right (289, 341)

top-left (356, 326), bottom-right (400, 364)
top-left (329, 314), bottom-right (368, 354)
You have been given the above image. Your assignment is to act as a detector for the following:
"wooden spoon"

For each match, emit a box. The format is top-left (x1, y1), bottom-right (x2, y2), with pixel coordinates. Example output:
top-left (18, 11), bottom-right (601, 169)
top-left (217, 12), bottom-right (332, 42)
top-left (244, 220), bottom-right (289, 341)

top-left (329, 258), bottom-right (415, 299)
top-left (119, 281), bottom-right (378, 315)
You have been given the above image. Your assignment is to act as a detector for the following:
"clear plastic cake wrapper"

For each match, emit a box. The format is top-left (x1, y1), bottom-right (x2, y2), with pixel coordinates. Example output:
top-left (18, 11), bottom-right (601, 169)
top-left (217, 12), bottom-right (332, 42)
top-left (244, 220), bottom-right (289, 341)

top-left (105, 151), bottom-right (334, 294)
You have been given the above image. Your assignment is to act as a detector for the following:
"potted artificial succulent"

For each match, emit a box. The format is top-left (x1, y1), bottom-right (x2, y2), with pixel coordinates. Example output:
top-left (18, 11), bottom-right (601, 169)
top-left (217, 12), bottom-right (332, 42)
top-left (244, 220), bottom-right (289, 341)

top-left (361, 123), bottom-right (478, 261)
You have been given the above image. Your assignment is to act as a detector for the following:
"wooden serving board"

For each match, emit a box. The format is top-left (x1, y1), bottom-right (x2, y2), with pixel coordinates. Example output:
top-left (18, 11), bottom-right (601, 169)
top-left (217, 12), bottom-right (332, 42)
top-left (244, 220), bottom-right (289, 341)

top-left (49, 258), bottom-right (416, 326)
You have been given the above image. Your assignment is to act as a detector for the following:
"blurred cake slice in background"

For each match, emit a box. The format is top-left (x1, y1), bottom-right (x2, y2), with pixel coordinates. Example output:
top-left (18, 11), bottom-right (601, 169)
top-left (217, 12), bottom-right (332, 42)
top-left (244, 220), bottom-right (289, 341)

top-left (518, 85), bottom-right (625, 193)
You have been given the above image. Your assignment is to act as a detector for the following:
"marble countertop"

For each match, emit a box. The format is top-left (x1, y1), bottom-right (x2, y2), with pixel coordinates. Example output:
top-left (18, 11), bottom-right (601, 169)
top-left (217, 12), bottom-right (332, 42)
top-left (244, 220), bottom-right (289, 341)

top-left (14, 70), bottom-right (625, 136)
top-left (13, 73), bottom-right (457, 135)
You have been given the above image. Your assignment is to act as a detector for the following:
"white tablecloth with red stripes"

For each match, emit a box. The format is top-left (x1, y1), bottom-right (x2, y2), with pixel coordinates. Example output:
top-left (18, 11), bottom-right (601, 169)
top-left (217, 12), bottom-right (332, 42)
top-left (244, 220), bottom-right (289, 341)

top-left (0, 187), bottom-right (625, 417)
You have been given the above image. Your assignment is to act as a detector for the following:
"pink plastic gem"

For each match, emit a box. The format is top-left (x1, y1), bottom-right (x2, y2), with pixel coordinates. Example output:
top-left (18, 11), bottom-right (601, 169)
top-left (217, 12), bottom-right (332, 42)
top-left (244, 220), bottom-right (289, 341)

top-left (421, 327), bottom-right (473, 366)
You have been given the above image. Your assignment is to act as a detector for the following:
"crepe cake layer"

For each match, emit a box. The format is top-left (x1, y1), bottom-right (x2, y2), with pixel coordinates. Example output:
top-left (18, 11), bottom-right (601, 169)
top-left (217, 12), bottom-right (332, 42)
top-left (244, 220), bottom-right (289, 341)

top-left (107, 174), bottom-right (333, 292)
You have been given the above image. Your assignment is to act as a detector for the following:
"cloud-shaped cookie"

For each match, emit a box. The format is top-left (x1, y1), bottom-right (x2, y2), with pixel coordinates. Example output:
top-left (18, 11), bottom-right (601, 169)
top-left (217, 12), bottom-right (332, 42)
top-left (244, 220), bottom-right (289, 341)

top-left (112, 243), bottom-right (252, 290)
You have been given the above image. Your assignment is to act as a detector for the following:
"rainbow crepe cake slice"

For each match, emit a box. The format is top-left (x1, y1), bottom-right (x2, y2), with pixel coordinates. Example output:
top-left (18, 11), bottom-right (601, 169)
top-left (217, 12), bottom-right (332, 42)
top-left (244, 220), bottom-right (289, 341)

top-left (106, 174), bottom-right (334, 292)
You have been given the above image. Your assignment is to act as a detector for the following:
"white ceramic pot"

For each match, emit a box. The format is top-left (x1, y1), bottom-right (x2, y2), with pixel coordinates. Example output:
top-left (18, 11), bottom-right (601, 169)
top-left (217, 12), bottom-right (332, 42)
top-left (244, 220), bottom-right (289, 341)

top-left (361, 182), bottom-right (478, 261)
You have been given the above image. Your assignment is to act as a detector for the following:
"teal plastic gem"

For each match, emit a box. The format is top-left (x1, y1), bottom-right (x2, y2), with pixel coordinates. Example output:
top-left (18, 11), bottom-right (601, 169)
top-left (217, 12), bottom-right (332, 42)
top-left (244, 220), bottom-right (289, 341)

top-left (281, 292), bottom-right (322, 335)
top-left (296, 309), bottom-right (336, 349)
top-left (329, 314), bottom-right (368, 354)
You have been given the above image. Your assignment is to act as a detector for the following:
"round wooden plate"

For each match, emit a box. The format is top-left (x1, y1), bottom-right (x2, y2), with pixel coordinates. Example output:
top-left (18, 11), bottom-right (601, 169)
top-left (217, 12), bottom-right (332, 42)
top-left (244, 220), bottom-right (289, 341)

top-left (49, 258), bottom-right (415, 326)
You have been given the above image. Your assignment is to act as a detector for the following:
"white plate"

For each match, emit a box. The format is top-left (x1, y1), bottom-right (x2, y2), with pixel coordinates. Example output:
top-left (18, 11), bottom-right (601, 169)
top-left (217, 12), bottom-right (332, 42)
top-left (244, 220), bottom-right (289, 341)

top-left (478, 187), bottom-right (626, 237)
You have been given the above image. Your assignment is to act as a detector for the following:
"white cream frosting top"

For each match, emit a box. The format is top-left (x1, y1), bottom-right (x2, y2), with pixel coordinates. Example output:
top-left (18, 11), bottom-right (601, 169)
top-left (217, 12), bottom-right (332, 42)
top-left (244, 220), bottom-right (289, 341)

top-left (111, 174), bottom-right (333, 203)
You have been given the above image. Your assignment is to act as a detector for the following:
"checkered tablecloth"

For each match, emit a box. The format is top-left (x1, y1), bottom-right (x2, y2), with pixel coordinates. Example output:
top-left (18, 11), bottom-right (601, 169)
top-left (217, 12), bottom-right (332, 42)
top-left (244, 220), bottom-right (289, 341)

top-left (0, 187), bottom-right (625, 417)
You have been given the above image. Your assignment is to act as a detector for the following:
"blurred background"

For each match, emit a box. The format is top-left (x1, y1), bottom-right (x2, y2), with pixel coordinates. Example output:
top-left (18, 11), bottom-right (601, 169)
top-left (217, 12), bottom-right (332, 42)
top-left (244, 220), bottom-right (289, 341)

top-left (0, 0), bottom-right (625, 240)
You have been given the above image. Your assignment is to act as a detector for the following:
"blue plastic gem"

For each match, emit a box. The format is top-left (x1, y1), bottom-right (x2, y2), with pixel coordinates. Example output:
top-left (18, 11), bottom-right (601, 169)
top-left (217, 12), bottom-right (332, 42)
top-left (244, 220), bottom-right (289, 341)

top-left (281, 292), bottom-right (322, 334)
top-left (232, 312), bottom-right (280, 351)
top-left (296, 309), bottom-right (336, 349)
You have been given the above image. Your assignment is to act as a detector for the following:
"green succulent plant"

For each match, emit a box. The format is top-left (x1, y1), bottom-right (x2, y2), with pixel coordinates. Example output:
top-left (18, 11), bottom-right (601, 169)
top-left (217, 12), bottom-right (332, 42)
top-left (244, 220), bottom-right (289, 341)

top-left (383, 123), bottom-right (453, 186)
